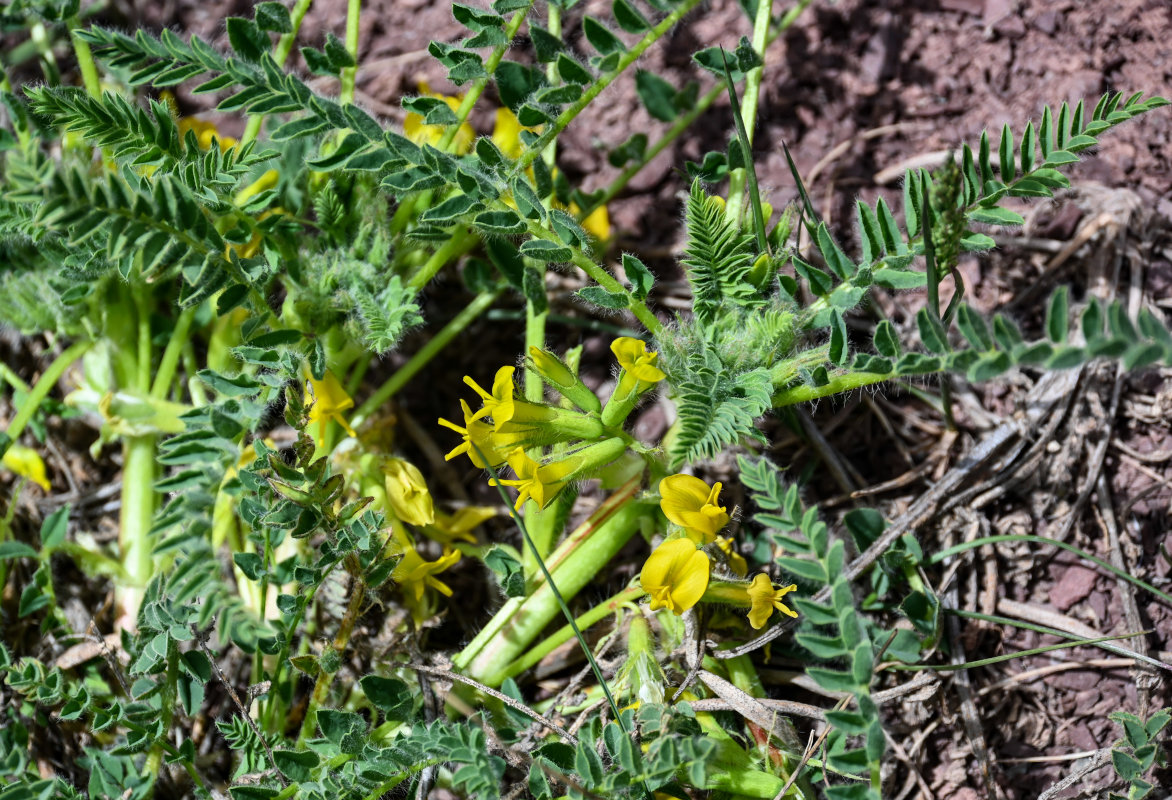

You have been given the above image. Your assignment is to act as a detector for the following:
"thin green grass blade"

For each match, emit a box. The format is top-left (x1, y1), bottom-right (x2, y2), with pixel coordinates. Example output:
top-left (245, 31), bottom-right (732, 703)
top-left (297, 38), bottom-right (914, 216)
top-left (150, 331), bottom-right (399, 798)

top-left (930, 533), bottom-right (1172, 608)
top-left (886, 624), bottom-right (1151, 672)
top-left (782, 140), bottom-right (819, 237)
top-left (719, 47), bottom-right (768, 254)
top-left (946, 608), bottom-right (1171, 672)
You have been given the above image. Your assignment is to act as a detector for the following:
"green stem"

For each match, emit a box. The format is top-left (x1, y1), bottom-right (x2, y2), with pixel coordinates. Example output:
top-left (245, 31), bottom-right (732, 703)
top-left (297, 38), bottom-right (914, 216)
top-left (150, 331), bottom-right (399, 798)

top-left (724, 0), bottom-right (772, 224)
top-left (541, 4), bottom-right (561, 169)
top-left (68, 18), bottom-right (101, 98)
top-left (350, 288), bottom-right (500, 428)
top-left (463, 489), bottom-right (647, 685)
top-left (182, 340), bottom-right (209, 406)
top-left (771, 371), bottom-right (891, 408)
top-left (406, 227), bottom-right (477, 291)
top-left (119, 433), bottom-right (157, 620)
top-left (4, 340), bottom-right (91, 441)
top-left (574, 244), bottom-right (660, 336)
top-left (511, 0), bottom-right (705, 177)
top-left (339, 0), bottom-right (361, 106)
top-left (524, 300), bottom-right (546, 402)
top-left (583, 83), bottom-right (722, 218)
top-left (241, 0), bottom-right (315, 146)
top-left (150, 307), bottom-right (195, 401)
top-left (134, 287), bottom-right (152, 393)
top-left (436, 1), bottom-right (535, 153)
top-left (298, 573), bottom-right (366, 744)
top-left (490, 585), bottom-right (644, 685)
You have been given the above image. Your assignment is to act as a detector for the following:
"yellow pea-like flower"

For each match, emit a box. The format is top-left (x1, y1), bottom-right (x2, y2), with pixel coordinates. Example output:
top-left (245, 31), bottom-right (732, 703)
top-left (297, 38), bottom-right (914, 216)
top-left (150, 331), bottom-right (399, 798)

top-left (393, 546), bottom-right (461, 604)
top-left (306, 370), bottom-right (357, 447)
top-left (746, 573), bottom-right (799, 629)
top-left (658, 474), bottom-right (730, 544)
top-left (611, 337), bottom-right (666, 383)
top-left (383, 458), bottom-right (435, 527)
top-left (640, 537), bottom-right (710, 615)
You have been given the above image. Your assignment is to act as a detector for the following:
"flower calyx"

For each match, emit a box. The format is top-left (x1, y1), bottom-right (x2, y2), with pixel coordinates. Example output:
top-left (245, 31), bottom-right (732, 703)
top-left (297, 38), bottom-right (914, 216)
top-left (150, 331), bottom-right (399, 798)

top-left (601, 337), bottom-right (666, 427)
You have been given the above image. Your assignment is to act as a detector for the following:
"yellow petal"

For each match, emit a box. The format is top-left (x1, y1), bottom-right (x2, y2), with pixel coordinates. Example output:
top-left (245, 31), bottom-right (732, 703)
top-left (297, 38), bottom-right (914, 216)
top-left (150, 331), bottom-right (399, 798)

top-left (384, 458), bottom-right (435, 526)
top-left (669, 549), bottom-right (710, 612)
top-left (2, 444), bottom-right (50, 491)
top-left (640, 537), bottom-right (692, 590)
top-left (658, 474), bottom-right (714, 526)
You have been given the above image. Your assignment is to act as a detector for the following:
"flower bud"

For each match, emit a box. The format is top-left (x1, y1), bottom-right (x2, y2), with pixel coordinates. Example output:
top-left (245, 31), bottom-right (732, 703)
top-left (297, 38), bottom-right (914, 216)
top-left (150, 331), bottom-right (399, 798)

top-left (527, 346), bottom-right (602, 414)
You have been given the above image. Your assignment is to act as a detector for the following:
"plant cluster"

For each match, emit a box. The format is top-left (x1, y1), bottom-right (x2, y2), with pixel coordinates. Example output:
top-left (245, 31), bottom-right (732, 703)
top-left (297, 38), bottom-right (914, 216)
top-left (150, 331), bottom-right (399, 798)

top-left (1, 0), bottom-right (1170, 798)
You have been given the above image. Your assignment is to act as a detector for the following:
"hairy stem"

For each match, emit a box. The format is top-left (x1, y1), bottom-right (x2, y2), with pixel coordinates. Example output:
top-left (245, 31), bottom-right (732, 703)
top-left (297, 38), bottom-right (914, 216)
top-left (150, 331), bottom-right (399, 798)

top-left (298, 571), bottom-right (366, 744)
top-left (68, 18), bottom-right (102, 99)
top-left (771, 371), bottom-right (891, 408)
top-left (339, 0), bottom-right (361, 106)
top-left (240, 0), bottom-right (315, 146)
top-left (437, 1), bottom-right (535, 153)
top-left (406, 227), bottom-right (478, 291)
top-left (724, 0), bottom-right (772, 224)
top-left (511, 0), bottom-right (705, 176)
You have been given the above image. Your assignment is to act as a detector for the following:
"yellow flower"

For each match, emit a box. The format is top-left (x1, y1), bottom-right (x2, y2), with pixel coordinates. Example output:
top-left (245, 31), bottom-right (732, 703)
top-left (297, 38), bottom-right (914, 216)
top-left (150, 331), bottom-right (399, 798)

top-left (641, 538), bottom-right (710, 615)
top-left (306, 370), bottom-right (357, 447)
top-left (438, 399), bottom-right (509, 468)
top-left (383, 458), bottom-right (435, 527)
top-left (404, 81), bottom-right (475, 153)
top-left (425, 505), bottom-right (496, 544)
top-left (2, 444), bottom-right (50, 491)
top-left (463, 366), bottom-right (518, 427)
top-left (392, 546), bottom-right (461, 604)
top-left (178, 116), bottom-right (237, 151)
top-left (493, 447), bottom-right (572, 510)
top-left (715, 536), bottom-right (748, 577)
top-left (464, 366), bottom-right (574, 433)
top-left (746, 573), bottom-right (798, 629)
top-left (659, 474), bottom-right (730, 544)
top-left (611, 337), bottom-right (666, 383)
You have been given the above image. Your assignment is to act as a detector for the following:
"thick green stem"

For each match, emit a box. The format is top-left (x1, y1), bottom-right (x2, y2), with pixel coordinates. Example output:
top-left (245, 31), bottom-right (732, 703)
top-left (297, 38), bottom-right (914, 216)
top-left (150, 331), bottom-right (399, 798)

top-left (241, 0), bottom-right (315, 146)
top-left (512, 0), bottom-right (705, 176)
top-left (4, 340), bottom-right (91, 442)
top-left (489, 585), bottom-right (644, 685)
top-left (350, 288), bottom-right (499, 428)
top-left (339, 0), bottom-right (361, 106)
top-left (724, 0), bottom-right (772, 224)
top-left (463, 496), bottom-right (647, 685)
top-left (119, 433), bottom-right (157, 620)
top-left (524, 300), bottom-right (546, 402)
top-left (436, 2), bottom-right (535, 153)
top-left (150, 307), bottom-right (195, 401)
